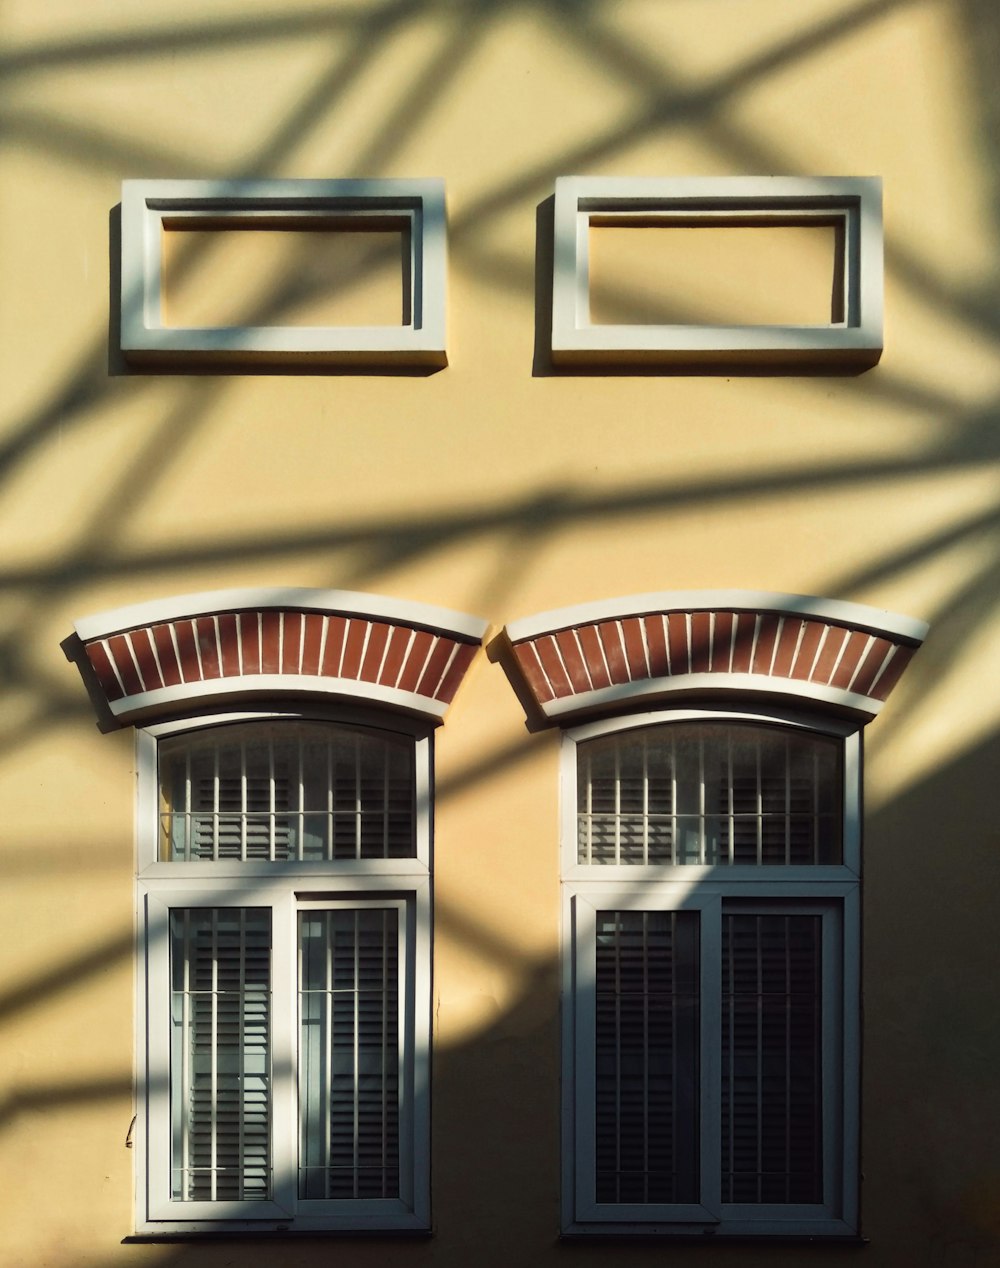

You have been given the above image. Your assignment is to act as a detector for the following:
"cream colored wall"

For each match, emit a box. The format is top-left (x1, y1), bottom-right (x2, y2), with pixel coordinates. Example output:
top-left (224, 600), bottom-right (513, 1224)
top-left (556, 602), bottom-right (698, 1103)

top-left (1, 1), bottom-right (998, 1265)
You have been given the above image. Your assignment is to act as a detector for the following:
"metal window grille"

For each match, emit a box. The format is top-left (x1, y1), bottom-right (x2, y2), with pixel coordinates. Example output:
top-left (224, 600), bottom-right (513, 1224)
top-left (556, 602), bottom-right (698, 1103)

top-left (594, 910), bottom-right (700, 1204)
top-left (578, 723), bottom-right (841, 866)
top-left (298, 909), bottom-right (400, 1200)
top-left (721, 912), bottom-right (823, 1203)
top-left (159, 721), bottom-right (415, 862)
top-left (169, 907), bottom-right (271, 1202)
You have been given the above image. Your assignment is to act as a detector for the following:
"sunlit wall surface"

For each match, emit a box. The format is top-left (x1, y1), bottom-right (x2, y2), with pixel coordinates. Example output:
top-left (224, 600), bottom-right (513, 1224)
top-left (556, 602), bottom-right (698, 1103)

top-left (1, 1), bottom-right (999, 1264)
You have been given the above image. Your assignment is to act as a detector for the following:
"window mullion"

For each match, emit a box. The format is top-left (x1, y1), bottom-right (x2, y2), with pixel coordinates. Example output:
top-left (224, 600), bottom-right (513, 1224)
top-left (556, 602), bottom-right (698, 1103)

top-left (784, 914), bottom-right (792, 1203)
top-left (642, 734), bottom-right (649, 866)
top-left (670, 732), bottom-right (677, 866)
top-left (238, 911), bottom-right (247, 1198)
top-left (297, 733), bottom-right (305, 863)
top-left (813, 745), bottom-right (820, 866)
top-left (698, 735), bottom-right (706, 866)
top-left (382, 908), bottom-right (390, 1196)
top-left (240, 738), bottom-right (248, 863)
top-left (785, 736), bottom-right (792, 866)
top-left (326, 737), bottom-right (334, 862)
top-left (614, 744), bottom-right (621, 866)
top-left (755, 915), bottom-right (763, 1203)
top-left (353, 909), bottom-right (361, 1198)
top-left (324, 911), bottom-right (333, 1199)
top-left (821, 905), bottom-right (841, 1213)
top-left (613, 913), bottom-right (622, 1201)
top-left (382, 746), bottom-right (390, 860)
top-left (184, 748), bottom-right (192, 863)
top-left (580, 745), bottom-right (588, 867)
top-left (354, 733), bottom-right (362, 860)
top-left (700, 895), bottom-right (722, 1217)
top-left (270, 892), bottom-right (296, 1215)
top-left (268, 734), bottom-right (276, 863)
top-left (212, 745), bottom-right (220, 863)
top-left (727, 734), bottom-right (734, 867)
top-left (755, 737), bottom-right (762, 866)
top-left (181, 912), bottom-right (192, 1197)
top-left (210, 914), bottom-right (219, 1201)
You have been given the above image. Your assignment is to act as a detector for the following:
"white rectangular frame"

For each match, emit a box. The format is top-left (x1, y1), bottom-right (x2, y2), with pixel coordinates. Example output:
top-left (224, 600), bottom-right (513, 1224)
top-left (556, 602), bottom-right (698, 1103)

top-left (551, 176), bottom-right (883, 369)
top-left (121, 180), bottom-right (447, 368)
top-left (138, 881), bottom-right (431, 1234)
top-left (559, 706), bottom-right (861, 1238)
top-left (134, 706), bottom-right (433, 1236)
top-left (562, 883), bottom-right (859, 1237)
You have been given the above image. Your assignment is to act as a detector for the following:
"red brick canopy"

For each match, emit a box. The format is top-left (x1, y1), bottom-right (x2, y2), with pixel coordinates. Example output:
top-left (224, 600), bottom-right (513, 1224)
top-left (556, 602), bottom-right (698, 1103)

top-left (503, 592), bottom-right (927, 723)
top-left (74, 590), bottom-right (488, 725)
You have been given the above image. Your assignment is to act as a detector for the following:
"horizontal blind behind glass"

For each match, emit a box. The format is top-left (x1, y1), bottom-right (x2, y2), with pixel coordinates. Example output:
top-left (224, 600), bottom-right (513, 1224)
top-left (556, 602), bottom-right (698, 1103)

top-left (159, 721), bottom-right (415, 862)
top-left (721, 912), bottom-right (823, 1204)
top-left (298, 909), bottom-right (400, 1200)
top-left (578, 723), bottom-right (841, 866)
top-left (169, 907), bottom-right (271, 1202)
top-left (595, 909), bottom-right (699, 1204)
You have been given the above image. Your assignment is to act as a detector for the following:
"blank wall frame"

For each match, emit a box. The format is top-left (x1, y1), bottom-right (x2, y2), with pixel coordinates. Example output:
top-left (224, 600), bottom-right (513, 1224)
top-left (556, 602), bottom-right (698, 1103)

top-left (550, 176), bottom-right (883, 370)
top-left (120, 179), bottom-right (447, 369)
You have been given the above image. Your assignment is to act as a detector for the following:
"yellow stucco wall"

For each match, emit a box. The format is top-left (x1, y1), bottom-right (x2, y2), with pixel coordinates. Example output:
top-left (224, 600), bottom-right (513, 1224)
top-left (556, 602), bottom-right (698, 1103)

top-left (1, 1), bottom-right (999, 1265)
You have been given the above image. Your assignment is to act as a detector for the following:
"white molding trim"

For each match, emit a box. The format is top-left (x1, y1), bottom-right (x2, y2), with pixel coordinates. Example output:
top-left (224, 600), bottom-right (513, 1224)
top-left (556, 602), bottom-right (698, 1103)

top-left (120, 179), bottom-right (447, 367)
top-left (563, 703), bottom-right (862, 744)
top-left (539, 673), bottom-right (885, 723)
top-left (505, 590), bottom-right (928, 646)
top-left (109, 675), bottom-right (450, 724)
top-left (551, 176), bottom-right (883, 368)
top-left (75, 587), bottom-right (488, 643)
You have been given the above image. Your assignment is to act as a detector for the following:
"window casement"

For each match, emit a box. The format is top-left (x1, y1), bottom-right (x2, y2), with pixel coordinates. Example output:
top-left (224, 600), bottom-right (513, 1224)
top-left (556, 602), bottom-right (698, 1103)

top-left (562, 709), bottom-right (860, 1238)
top-left (136, 710), bottom-right (432, 1235)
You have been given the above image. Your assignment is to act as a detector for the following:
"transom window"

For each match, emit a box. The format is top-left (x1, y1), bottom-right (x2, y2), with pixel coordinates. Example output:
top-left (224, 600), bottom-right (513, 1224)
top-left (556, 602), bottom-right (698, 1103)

top-left (158, 720), bottom-right (415, 862)
top-left (577, 721), bottom-right (841, 866)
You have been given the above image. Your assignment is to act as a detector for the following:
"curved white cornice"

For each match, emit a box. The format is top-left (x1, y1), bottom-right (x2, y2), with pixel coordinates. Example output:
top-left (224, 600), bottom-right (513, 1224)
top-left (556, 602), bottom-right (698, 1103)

top-left (75, 588), bottom-right (488, 644)
top-left (504, 591), bottom-right (928, 647)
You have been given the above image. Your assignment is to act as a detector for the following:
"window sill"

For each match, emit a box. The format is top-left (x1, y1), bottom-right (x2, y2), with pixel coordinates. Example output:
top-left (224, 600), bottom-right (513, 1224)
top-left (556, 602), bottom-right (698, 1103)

top-left (125, 1228), bottom-right (434, 1243)
top-left (560, 1229), bottom-right (867, 1246)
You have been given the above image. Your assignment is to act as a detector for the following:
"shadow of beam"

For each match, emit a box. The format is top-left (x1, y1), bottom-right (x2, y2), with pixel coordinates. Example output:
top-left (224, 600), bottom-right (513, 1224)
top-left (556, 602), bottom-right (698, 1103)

top-left (0, 927), bottom-right (133, 1027)
top-left (0, 1075), bottom-right (131, 1134)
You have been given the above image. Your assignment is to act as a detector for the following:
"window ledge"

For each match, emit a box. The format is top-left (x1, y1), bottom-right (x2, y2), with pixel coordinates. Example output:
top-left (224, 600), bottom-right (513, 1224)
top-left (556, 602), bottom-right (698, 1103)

top-left (560, 1229), bottom-right (867, 1246)
top-left (125, 1228), bottom-right (434, 1243)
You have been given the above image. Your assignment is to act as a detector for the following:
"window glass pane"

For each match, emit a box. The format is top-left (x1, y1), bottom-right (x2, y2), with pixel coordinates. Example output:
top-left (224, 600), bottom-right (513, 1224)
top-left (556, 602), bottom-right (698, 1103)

top-left (298, 909), bottom-right (400, 1200)
top-left (159, 721), bottom-right (416, 862)
top-left (721, 911), bottom-right (823, 1204)
top-left (595, 910), bottom-right (699, 1203)
top-left (169, 908), bottom-right (271, 1202)
top-left (578, 723), bottom-right (841, 865)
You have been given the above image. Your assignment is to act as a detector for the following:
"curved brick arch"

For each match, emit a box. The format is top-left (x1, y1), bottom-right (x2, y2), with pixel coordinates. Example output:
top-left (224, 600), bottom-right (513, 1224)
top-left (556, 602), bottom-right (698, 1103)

top-left (502, 590), bottom-right (927, 724)
top-left (73, 588), bottom-right (489, 725)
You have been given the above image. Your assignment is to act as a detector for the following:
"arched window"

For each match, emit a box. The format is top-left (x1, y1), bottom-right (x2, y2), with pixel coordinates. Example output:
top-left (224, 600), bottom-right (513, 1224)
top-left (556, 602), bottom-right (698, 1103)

top-left (500, 590), bottom-right (926, 1239)
top-left (70, 589), bottom-right (485, 1236)
top-left (141, 709), bottom-right (431, 1231)
top-left (563, 706), bottom-right (858, 1235)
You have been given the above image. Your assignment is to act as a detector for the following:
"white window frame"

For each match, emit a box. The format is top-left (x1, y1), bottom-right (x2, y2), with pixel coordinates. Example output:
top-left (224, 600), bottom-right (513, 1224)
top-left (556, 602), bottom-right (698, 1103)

top-left (134, 705), bottom-right (432, 1236)
top-left (561, 705), bottom-right (861, 1238)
